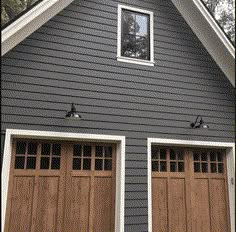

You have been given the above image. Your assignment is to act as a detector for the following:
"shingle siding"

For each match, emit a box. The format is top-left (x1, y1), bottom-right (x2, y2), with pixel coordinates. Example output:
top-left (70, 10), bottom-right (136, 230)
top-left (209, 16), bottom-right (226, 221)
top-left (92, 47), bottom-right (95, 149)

top-left (1, 0), bottom-right (235, 230)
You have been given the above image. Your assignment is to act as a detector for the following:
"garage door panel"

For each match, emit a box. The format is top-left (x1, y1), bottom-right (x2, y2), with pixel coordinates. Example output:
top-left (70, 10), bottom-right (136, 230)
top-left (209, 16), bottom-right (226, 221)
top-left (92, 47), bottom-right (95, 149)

top-left (94, 177), bottom-right (113, 232)
top-left (152, 178), bottom-right (168, 232)
top-left (64, 176), bottom-right (90, 232)
top-left (8, 176), bottom-right (34, 232)
top-left (35, 176), bottom-right (60, 232)
top-left (169, 178), bottom-right (187, 232)
top-left (192, 179), bottom-right (211, 232)
top-left (210, 179), bottom-right (229, 232)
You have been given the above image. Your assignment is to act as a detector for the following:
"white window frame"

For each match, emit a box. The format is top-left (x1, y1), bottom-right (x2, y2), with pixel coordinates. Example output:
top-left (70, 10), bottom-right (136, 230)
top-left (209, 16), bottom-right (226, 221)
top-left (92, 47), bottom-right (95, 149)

top-left (117, 4), bottom-right (154, 66)
top-left (1, 129), bottom-right (126, 232)
top-left (147, 138), bottom-right (235, 232)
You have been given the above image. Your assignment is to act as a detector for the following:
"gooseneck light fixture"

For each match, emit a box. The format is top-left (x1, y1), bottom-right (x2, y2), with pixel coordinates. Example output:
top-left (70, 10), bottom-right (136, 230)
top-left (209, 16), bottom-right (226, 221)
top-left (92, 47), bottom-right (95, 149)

top-left (190, 115), bottom-right (209, 129)
top-left (65, 103), bottom-right (82, 120)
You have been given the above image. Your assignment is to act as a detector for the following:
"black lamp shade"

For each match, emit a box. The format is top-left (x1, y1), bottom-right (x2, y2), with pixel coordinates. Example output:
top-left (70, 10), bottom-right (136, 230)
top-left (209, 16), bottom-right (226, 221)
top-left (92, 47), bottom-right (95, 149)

top-left (190, 116), bottom-right (209, 129)
top-left (65, 103), bottom-right (82, 120)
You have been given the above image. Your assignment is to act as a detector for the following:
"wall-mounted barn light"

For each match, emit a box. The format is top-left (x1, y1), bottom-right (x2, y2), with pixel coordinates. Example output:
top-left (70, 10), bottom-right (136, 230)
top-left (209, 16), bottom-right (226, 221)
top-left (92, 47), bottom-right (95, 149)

top-left (65, 103), bottom-right (82, 120)
top-left (190, 115), bottom-right (209, 129)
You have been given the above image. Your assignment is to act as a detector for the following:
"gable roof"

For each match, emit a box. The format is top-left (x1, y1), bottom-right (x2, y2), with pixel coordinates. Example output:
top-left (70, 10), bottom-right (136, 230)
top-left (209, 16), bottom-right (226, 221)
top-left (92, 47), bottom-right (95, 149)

top-left (1, 0), bottom-right (235, 87)
top-left (1, 0), bottom-right (74, 56)
top-left (171, 0), bottom-right (235, 87)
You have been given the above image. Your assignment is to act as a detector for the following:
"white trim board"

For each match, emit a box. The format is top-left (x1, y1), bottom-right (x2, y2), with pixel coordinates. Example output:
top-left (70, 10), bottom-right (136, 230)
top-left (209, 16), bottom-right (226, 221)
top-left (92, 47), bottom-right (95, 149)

top-left (171, 0), bottom-right (235, 87)
top-left (147, 138), bottom-right (235, 232)
top-left (1, 129), bottom-right (125, 232)
top-left (117, 4), bottom-right (154, 66)
top-left (1, 0), bottom-right (75, 56)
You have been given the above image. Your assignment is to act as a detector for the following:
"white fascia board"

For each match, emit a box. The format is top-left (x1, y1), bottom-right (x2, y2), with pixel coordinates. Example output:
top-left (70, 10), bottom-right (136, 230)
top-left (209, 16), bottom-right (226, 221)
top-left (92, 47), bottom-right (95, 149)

top-left (171, 0), bottom-right (235, 87)
top-left (1, 0), bottom-right (75, 56)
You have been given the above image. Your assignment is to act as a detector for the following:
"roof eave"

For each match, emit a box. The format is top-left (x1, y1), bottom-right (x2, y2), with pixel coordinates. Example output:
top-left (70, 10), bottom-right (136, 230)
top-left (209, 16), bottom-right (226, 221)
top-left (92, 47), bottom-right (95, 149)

top-left (1, 0), bottom-right (74, 56)
top-left (171, 0), bottom-right (235, 87)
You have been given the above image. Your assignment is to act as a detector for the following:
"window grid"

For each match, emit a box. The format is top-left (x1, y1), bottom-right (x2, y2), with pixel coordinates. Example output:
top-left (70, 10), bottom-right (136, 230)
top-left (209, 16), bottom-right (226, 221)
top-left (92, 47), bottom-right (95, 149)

top-left (40, 143), bottom-right (61, 170)
top-left (151, 147), bottom-right (185, 173)
top-left (15, 141), bottom-right (38, 169)
top-left (72, 144), bottom-right (113, 171)
top-left (193, 150), bottom-right (224, 174)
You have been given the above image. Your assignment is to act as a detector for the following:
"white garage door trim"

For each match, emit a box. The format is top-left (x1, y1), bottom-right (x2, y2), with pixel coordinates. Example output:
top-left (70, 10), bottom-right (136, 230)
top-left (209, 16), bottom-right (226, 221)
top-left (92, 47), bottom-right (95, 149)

top-left (147, 138), bottom-right (235, 232)
top-left (2, 129), bottom-right (126, 232)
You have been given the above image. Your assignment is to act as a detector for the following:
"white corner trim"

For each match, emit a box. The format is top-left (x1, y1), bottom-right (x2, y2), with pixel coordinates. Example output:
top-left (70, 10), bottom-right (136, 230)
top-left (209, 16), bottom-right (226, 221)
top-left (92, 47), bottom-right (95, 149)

top-left (1, 0), bottom-right (75, 56)
top-left (147, 138), bottom-right (235, 232)
top-left (117, 4), bottom-right (154, 66)
top-left (1, 129), bottom-right (125, 232)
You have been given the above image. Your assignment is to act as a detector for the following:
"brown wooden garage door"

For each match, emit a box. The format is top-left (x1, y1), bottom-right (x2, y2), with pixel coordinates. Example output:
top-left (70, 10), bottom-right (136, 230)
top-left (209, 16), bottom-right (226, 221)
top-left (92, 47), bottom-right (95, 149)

top-left (5, 139), bottom-right (116, 232)
top-left (152, 146), bottom-right (230, 232)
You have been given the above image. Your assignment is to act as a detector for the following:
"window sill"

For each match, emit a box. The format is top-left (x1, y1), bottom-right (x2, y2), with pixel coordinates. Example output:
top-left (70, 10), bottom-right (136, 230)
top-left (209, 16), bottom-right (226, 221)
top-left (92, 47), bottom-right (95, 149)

top-left (117, 56), bottom-right (155, 66)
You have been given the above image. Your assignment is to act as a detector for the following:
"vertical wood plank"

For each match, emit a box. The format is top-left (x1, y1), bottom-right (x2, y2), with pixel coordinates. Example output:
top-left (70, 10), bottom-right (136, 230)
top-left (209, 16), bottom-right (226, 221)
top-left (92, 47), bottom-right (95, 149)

top-left (169, 178), bottom-right (187, 232)
top-left (64, 176), bottom-right (90, 231)
top-left (35, 177), bottom-right (59, 232)
top-left (152, 178), bottom-right (168, 232)
top-left (210, 179), bottom-right (228, 232)
top-left (192, 179), bottom-right (211, 232)
top-left (93, 177), bottom-right (113, 232)
top-left (8, 177), bottom-right (34, 232)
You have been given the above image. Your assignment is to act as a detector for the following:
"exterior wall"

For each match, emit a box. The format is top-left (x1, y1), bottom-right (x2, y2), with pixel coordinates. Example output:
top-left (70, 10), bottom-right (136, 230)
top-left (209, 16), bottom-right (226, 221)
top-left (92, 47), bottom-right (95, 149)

top-left (1, 0), bottom-right (235, 231)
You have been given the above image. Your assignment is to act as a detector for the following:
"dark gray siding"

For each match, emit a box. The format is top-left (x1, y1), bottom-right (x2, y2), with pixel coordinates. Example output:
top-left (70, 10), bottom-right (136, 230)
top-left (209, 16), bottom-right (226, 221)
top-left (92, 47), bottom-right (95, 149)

top-left (1, 0), bottom-right (235, 230)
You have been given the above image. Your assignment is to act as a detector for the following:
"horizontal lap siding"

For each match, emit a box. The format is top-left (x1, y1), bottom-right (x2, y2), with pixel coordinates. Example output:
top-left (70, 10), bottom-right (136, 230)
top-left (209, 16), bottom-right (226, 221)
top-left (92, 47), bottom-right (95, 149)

top-left (1, 0), bottom-right (234, 230)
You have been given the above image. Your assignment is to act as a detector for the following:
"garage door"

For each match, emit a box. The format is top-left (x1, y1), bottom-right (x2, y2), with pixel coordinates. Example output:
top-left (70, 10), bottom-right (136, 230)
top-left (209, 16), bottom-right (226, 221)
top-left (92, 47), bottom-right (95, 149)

top-left (5, 139), bottom-right (116, 232)
top-left (151, 146), bottom-right (230, 232)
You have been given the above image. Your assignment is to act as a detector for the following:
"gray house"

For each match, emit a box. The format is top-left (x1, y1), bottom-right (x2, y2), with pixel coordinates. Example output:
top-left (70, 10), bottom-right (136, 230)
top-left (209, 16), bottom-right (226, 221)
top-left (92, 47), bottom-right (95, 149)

top-left (1, 0), bottom-right (235, 231)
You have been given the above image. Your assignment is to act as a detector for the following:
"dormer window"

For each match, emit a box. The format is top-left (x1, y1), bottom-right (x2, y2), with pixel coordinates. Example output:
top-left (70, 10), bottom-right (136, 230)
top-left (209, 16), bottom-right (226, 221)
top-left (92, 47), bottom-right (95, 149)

top-left (117, 5), bottom-right (154, 66)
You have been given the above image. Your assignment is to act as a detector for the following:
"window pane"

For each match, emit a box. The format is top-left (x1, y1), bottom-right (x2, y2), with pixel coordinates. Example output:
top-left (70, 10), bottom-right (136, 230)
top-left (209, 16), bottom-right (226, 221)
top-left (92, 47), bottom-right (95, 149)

top-left (15, 157), bottom-right (25, 169)
top-left (210, 152), bottom-right (216, 161)
top-left (170, 162), bottom-right (176, 172)
top-left (28, 142), bottom-right (37, 155)
top-left (152, 161), bottom-right (158, 171)
top-left (95, 159), bottom-right (103, 170)
top-left (217, 152), bottom-right (223, 162)
top-left (201, 152), bottom-right (207, 161)
top-left (40, 157), bottom-right (50, 169)
top-left (178, 162), bottom-right (184, 172)
top-left (104, 159), bottom-right (112, 170)
top-left (160, 161), bottom-right (167, 172)
top-left (51, 157), bottom-right (60, 169)
top-left (73, 158), bottom-right (81, 170)
top-left (170, 149), bottom-right (176, 160)
top-left (218, 163), bottom-right (224, 173)
top-left (84, 145), bottom-right (91, 157)
top-left (136, 14), bottom-right (148, 36)
top-left (177, 150), bottom-right (184, 160)
top-left (52, 144), bottom-right (61, 156)
top-left (122, 10), bottom-right (136, 35)
top-left (26, 157), bottom-right (36, 169)
top-left (83, 159), bottom-right (91, 170)
top-left (16, 141), bottom-right (26, 154)
top-left (151, 147), bottom-right (159, 159)
top-left (160, 149), bottom-right (166, 160)
top-left (135, 36), bottom-right (149, 59)
top-left (194, 153), bottom-right (200, 161)
top-left (41, 143), bottom-right (50, 156)
top-left (96, 146), bottom-right (103, 157)
top-left (211, 163), bottom-right (217, 173)
top-left (122, 34), bottom-right (136, 57)
top-left (73, 144), bottom-right (82, 157)
top-left (194, 163), bottom-right (200, 172)
top-left (105, 146), bottom-right (112, 157)
top-left (202, 163), bottom-right (208, 173)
